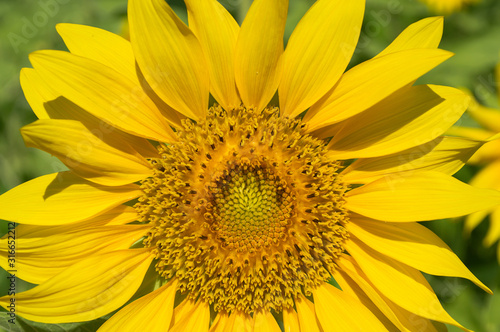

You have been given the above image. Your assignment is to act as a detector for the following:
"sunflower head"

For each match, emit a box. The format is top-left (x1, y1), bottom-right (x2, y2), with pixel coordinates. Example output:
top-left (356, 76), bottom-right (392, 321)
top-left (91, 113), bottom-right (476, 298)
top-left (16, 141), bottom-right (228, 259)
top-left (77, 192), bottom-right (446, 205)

top-left (0, 0), bottom-right (499, 331)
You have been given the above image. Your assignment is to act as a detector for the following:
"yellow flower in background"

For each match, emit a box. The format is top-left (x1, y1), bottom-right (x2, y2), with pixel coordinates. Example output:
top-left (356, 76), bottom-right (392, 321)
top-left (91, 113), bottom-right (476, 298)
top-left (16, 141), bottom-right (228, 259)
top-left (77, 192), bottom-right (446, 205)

top-left (448, 61), bottom-right (500, 263)
top-left (419, 0), bottom-right (480, 14)
top-left (1, 0), bottom-right (499, 330)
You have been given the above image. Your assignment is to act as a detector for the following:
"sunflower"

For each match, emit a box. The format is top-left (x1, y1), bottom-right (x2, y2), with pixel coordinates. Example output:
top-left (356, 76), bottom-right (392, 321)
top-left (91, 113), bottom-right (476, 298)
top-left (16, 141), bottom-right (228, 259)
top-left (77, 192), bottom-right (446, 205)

top-left (418, 0), bottom-right (480, 14)
top-left (448, 61), bottom-right (500, 263)
top-left (1, 0), bottom-right (499, 330)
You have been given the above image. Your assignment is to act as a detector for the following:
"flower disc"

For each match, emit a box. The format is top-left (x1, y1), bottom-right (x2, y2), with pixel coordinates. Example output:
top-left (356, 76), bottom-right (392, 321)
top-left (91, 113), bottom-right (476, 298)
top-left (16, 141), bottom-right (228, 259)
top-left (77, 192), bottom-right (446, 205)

top-left (136, 106), bottom-right (349, 313)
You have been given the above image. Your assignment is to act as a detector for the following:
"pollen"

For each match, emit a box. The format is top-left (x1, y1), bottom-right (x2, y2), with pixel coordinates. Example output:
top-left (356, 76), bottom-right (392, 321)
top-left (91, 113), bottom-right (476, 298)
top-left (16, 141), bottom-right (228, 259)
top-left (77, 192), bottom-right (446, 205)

top-left (135, 105), bottom-right (350, 314)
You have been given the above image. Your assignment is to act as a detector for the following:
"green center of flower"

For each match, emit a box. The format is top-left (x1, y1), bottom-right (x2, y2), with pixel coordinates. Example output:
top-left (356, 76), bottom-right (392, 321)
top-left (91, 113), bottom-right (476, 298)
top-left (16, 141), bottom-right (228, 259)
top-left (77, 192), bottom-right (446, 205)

top-left (208, 164), bottom-right (291, 252)
top-left (135, 106), bottom-right (350, 314)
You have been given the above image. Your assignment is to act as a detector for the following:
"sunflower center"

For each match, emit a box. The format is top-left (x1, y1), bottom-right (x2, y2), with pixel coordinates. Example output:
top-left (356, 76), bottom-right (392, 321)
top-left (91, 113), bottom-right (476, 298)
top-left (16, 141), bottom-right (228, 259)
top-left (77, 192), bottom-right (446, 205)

top-left (135, 106), bottom-right (350, 314)
top-left (209, 164), bottom-right (291, 252)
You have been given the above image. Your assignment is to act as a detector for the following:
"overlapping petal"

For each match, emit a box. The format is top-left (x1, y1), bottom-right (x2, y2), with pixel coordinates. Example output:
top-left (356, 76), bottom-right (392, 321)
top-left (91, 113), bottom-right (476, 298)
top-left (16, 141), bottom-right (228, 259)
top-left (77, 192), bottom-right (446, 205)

top-left (0, 249), bottom-right (154, 324)
top-left (469, 159), bottom-right (500, 189)
top-left (207, 312), bottom-right (229, 332)
top-left (234, 0), bottom-right (288, 112)
top-left (466, 95), bottom-right (500, 132)
top-left (0, 222), bottom-right (148, 284)
top-left (128, 0), bottom-right (209, 120)
top-left (170, 300), bottom-right (210, 332)
top-left (313, 283), bottom-right (387, 331)
top-left (376, 17), bottom-right (443, 57)
top-left (22, 119), bottom-right (152, 186)
top-left (210, 312), bottom-right (252, 332)
top-left (55, 23), bottom-right (184, 128)
top-left (334, 262), bottom-right (408, 331)
top-left (98, 279), bottom-right (178, 332)
top-left (0, 172), bottom-right (141, 225)
top-left (345, 240), bottom-right (468, 330)
top-left (342, 136), bottom-right (484, 184)
top-left (337, 256), bottom-right (447, 332)
top-left (253, 311), bottom-right (282, 331)
top-left (346, 171), bottom-right (500, 222)
top-left (327, 85), bottom-right (468, 159)
top-left (28, 51), bottom-right (176, 142)
top-left (185, 0), bottom-right (240, 110)
top-left (20, 68), bottom-right (161, 158)
top-left (295, 295), bottom-right (321, 332)
top-left (347, 217), bottom-right (490, 292)
top-left (305, 49), bottom-right (453, 131)
top-left (283, 308), bottom-right (300, 332)
top-left (56, 23), bottom-right (137, 83)
top-left (12, 205), bottom-right (137, 238)
top-left (279, 0), bottom-right (364, 117)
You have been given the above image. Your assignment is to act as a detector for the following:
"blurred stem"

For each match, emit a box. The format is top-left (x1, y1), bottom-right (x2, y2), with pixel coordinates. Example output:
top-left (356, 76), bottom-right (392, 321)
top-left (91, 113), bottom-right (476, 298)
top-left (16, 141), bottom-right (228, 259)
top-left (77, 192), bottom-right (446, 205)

top-left (238, 0), bottom-right (252, 24)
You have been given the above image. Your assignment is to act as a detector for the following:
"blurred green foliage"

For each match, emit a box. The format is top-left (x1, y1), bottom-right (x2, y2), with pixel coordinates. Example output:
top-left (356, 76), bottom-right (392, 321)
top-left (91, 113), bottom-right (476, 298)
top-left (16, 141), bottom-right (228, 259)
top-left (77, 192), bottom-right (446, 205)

top-left (0, 0), bottom-right (499, 331)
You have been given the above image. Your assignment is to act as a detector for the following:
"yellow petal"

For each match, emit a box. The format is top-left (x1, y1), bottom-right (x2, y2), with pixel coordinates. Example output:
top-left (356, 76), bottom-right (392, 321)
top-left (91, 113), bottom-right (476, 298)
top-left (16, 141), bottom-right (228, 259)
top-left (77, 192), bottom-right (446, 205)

top-left (344, 239), bottom-right (469, 331)
top-left (308, 122), bottom-right (344, 140)
top-left (469, 139), bottom-right (500, 164)
top-left (464, 209), bottom-right (491, 235)
top-left (337, 256), bottom-right (445, 332)
top-left (279, 0), bottom-right (364, 117)
top-left (327, 85), bottom-right (468, 159)
top-left (128, 0), bottom-right (209, 120)
top-left (376, 17), bottom-right (443, 57)
top-left (185, 0), bottom-right (240, 110)
top-left (20, 68), bottom-right (49, 119)
top-left (98, 279), bottom-right (178, 332)
top-left (20, 68), bottom-right (161, 159)
top-left (305, 49), bottom-right (453, 131)
top-left (55, 23), bottom-right (184, 129)
top-left (29, 50), bottom-right (176, 142)
top-left (484, 208), bottom-right (500, 247)
top-left (446, 125), bottom-right (493, 140)
top-left (234, 0), bottom-right (287, 111)
top-left (446, 126), bottom-right (500, 164)
top-left (169, 299), bottom-right (191, 327)
top-left (469, 160), bottom-right (500, 189)
top-left (170, 300), bottom-right (210, 332)
top-left (283, 308), bottom-right (300, 332)
top-left (253, 311), bottom-right (281, 332)
top-left (0, 249), bottom-right (154, 324)
top-left (88, 204), bottom-right (137, 226)
top-left (208, 312), bottom-right (229, 332)
top-left (212, 311), bottom-right (253, 332)
top-left (347, 217), bottom-right (491, 293)
top-left (0, 223), bottom-right (148, 285)
top-left (295, 295), bottom-right (321, 332)
top-left (334, 260), bottom-right (408, 331)
top-left (10, 205), bottom-right (137, 239)
top-left (0, 172), bottom-right (141, 225)
top-left (22, 119), bottom-right (152, 186)
top-left (342, 136), bottom-right (484, 184)
top-left (313, 283), bottom-right (387, 331)
top-left (467, 94), bottom-right (500, 132)
top-left (56, 23), bottom-right (137, 83)
top-left (346, 171), bottom-right (500, 222)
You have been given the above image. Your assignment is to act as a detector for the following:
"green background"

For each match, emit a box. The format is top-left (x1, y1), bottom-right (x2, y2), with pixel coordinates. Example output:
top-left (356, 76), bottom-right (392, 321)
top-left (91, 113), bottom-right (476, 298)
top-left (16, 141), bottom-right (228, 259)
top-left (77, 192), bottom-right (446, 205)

top-left (0, 0), bottom-right (499, 330)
